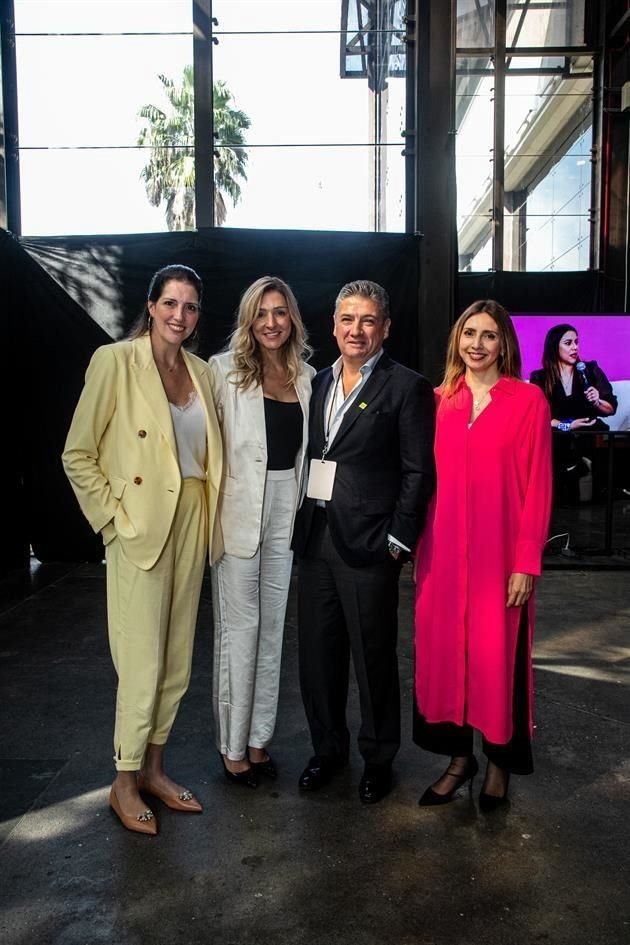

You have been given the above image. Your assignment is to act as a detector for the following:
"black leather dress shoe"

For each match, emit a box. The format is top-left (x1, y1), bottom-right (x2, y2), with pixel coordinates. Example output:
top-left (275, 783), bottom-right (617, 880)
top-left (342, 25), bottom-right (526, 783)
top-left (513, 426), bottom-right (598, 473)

top-left (359, 765), bottom-right (393, 805)
top-left (298, 756), bottom-right (345, 792)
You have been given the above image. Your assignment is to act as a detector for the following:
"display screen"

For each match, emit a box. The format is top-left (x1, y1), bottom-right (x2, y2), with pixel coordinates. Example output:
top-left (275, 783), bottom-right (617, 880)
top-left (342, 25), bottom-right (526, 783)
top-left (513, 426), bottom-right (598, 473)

top-left (512, 314), bottom-right (630, 431)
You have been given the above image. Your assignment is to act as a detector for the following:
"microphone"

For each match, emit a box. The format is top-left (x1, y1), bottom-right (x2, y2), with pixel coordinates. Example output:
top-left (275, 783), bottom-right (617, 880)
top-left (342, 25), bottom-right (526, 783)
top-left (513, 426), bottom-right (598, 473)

top-left (575, 361), bottom-right (591, 389)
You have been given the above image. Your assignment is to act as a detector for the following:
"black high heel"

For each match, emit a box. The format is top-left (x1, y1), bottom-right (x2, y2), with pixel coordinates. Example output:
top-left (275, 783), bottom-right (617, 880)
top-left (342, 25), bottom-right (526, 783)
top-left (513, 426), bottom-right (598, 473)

top-left (418, 755), bottom-right (479, 807)
top-left (249, 753), bottom-right (278, 779)
top-left (479, 771), bottom-right (510, 812)
top-left (219, 753), bottom-right (258, 789)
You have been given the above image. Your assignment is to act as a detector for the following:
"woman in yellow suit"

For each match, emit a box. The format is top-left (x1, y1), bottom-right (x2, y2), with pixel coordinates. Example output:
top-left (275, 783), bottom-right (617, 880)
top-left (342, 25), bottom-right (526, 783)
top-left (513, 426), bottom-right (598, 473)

top-left (63, 264), bottom-right (222, 835)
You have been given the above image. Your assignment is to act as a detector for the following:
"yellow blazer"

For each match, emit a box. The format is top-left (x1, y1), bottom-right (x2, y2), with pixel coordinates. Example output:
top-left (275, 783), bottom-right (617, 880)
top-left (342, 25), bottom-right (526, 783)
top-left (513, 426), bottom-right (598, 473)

top-left (62, 334), bottom-right (223, 570)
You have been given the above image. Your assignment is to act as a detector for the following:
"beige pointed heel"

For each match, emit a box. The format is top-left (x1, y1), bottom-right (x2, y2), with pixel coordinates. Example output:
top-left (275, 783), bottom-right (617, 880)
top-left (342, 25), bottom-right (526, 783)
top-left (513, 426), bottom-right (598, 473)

top-left (109, 785), bottom-right (157, 835)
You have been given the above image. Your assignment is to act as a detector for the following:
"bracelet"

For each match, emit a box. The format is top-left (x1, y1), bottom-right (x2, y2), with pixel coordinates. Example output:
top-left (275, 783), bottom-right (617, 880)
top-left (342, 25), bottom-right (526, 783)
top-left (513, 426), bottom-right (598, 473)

top-left (557, 421), bottom-right (572, 432)
top-left (387, 540), bottom-right (402, 560)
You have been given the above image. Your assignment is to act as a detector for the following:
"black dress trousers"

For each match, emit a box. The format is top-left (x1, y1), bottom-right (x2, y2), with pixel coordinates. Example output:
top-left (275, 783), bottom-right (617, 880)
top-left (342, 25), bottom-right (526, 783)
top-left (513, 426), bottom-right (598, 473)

top-left (298, 508), bottom-right (402, 767)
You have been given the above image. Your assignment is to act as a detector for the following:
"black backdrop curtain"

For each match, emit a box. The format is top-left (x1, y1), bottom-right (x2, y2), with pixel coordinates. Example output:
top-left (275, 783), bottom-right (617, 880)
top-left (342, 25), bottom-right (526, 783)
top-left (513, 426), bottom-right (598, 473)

top-left (19, 228), bottom-right (421, 369)
top-left (457, 271), bottom-right (601, 315)
top-left (2, 223), bottom-right (606, 571)
top-left (2, 227), bottom-right (420, 567)
top-left (1, 230), bottom-right (110, 569)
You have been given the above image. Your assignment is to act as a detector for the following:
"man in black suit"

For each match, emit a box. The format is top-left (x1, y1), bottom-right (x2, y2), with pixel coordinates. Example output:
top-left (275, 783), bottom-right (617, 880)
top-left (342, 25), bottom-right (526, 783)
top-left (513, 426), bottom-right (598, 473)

top-left (293, 280), bottom-right (436, 804)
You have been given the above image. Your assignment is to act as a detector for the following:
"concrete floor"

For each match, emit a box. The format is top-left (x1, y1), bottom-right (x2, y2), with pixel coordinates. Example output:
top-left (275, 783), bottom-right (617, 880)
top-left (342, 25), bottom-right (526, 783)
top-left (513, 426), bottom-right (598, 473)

top-left (0, 557), bottom-right (629, 945)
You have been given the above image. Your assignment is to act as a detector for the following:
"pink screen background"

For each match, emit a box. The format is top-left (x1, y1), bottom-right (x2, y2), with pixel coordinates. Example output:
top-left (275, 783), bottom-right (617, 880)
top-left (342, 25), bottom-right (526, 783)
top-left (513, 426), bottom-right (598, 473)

top-left (512, 315), bottom-right (630, 382)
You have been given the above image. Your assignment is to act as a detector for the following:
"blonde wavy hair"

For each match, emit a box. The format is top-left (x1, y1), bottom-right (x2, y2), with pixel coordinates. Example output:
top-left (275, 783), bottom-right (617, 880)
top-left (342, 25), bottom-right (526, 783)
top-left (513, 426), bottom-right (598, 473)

top-left (228, 276), bottom-right (312, 390)
top-left (440, 299), bottom-right (522, 397)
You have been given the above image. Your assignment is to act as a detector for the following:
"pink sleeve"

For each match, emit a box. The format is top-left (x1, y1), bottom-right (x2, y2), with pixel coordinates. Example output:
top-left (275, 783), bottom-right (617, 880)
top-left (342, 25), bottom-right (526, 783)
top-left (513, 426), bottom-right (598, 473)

top-left (414, 388), bottom-right (442, 562)
top-left (513, 389), bottom-right (553, 575)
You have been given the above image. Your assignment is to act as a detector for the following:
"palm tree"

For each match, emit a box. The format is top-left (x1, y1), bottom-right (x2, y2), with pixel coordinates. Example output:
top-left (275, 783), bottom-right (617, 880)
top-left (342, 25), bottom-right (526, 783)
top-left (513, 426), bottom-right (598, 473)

top-left (138, 66), bottom-right (250, 229)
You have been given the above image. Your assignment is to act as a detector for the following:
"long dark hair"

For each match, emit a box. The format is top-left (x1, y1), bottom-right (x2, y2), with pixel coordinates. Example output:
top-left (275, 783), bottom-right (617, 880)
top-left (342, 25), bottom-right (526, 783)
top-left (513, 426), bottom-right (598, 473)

top-left (441, 299), bottom-right (522, 396)
top-left (540, 323), bottom-right (577, 399)
top-left (127, 264), bottom-right (204, 342)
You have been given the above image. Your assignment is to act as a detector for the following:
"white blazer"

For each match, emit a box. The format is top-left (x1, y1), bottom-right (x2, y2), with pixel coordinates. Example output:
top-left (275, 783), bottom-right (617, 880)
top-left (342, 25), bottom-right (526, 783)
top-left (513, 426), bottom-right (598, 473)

top-left (208, 350), bottom-right (315, 558)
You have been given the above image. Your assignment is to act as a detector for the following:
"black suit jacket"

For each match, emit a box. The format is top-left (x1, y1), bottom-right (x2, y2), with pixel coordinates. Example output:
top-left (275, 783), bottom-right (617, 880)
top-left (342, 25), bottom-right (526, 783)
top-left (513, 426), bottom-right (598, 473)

top-left (292, 352), bottom-right (436, 567)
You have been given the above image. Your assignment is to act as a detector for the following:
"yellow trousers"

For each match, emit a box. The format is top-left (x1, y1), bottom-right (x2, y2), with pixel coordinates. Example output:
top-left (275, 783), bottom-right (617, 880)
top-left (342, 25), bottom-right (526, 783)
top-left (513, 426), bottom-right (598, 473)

top-left (105, 479), bottom-right (207, 771)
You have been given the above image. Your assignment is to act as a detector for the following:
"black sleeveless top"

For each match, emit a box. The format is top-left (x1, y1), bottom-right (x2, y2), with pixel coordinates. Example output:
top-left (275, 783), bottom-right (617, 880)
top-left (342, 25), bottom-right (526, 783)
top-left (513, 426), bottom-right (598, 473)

top-left (264, 398), bottom-right (303, 470)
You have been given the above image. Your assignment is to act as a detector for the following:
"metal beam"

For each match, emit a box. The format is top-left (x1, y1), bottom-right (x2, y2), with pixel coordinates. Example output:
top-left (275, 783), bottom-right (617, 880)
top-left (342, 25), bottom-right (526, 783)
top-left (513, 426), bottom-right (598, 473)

top-left (404, 0), bottom-right (417, 233)
top-left (0, 0), bottom-right (20, 234)
top-left (415, 0), bottom-right (457, 381)
top-left (492, 0), bottom-right (506, 272)
top-left (193, 0), bottom-right (214, 228)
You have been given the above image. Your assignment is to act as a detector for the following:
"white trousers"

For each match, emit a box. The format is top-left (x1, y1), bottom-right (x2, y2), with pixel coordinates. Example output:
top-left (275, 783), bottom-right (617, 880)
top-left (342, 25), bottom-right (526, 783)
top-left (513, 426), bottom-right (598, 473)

top-left (106, 478), bottom-right (207, 771)
top-left (211, 469), bottom-right (296, 761)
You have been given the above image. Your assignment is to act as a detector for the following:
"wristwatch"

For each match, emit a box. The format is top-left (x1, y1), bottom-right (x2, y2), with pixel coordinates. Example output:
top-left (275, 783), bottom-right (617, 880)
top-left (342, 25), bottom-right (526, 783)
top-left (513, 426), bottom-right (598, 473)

top-left (387, 540), bottom-right (402, 560)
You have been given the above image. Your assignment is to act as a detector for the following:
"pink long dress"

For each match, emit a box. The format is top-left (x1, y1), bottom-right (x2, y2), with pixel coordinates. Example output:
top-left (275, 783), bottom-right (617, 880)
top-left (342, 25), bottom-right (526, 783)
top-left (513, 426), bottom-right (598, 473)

top-left (414, 377), bottom-right (552, 745)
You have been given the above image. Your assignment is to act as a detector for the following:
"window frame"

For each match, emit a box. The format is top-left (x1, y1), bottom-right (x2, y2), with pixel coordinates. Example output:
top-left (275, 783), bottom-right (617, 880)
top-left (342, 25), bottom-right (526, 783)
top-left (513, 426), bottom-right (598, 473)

top-left (455, 0), bottom-right (600, 272)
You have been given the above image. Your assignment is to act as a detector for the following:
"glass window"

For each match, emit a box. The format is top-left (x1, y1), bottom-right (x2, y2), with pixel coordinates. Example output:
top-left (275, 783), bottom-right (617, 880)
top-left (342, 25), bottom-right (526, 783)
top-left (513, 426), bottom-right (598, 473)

top-left (17, 36), bottom-right (192, 147)
top-left (340, 0), bottom-right (407, 83)
top-left (15, 0), bottom-right (407, 236)
top-left (506, 0), bottom-right (586, 48)
top-left (456, 58), bottom-right (494, 269)
top-left (457, 40), bottom-right (594, 272)
top-left (503, 61), bottom-right (592, 270)
top-left (213, 32), bottom-right (380, 147)
top-left (469, 236), bottom-right (493, 271)
top-left (220, 144), bottom-right (405, 232)
top-left (457, 0), bottom-right (495, 49)
top-left (19, 148), bottom-right (166, 236)
top-left (525, 128), bottom-right (592, 270)
top-left (213, 0), bottom-right (343, 33)
top-left (15, 2), bottom-right (193, 236)
top-left (213, 4), bottom-right (407, 232)
top-left (14, 0), bottom-right (191, 33)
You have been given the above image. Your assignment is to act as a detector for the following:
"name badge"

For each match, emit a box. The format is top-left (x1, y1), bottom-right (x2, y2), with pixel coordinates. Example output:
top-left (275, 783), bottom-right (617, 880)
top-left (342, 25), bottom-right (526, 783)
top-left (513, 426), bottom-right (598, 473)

top-left (307, 459), bottom-right (337, 501)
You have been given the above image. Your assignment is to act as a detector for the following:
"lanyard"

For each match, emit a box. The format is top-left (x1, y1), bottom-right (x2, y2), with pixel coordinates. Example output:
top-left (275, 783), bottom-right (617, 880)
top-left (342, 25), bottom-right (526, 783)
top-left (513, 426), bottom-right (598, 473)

top-left (322, 371), bottom-right (342, 460)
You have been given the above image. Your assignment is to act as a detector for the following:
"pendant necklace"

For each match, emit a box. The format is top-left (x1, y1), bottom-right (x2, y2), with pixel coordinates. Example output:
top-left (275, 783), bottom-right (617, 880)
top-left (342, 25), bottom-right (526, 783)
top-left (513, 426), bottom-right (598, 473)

top-left (473, 389), bottom-right (491, 412)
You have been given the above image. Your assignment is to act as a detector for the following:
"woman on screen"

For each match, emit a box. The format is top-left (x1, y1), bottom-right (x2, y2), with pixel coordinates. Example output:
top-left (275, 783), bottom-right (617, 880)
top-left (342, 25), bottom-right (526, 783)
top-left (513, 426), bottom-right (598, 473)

top-left (529, 324), bottom-right (617, 431)
top-left (529, 324), bottom-right (617, 503)
top-left (414, 300), bottom-right (552, 812)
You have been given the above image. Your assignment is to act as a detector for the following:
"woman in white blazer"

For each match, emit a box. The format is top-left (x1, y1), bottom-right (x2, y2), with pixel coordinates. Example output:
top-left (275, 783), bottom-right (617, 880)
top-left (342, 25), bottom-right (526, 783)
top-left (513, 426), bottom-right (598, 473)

top-left (63, 265), bottom-right (223, 834)
top-left (209, 276), bottom-right (314, 786)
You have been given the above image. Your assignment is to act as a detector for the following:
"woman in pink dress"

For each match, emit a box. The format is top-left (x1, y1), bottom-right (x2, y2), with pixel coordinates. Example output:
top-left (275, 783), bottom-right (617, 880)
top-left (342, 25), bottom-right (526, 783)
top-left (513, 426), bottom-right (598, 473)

top-left (414, 300), bottom-right (552, 811)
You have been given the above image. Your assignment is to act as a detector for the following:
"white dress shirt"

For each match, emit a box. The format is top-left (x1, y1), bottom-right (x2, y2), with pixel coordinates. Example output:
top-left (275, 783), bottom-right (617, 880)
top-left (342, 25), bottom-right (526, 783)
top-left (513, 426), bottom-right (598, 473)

top-left (321, 350), bottom-right (384, 455)
top-left (319, 350), bottom-right (408, 552)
